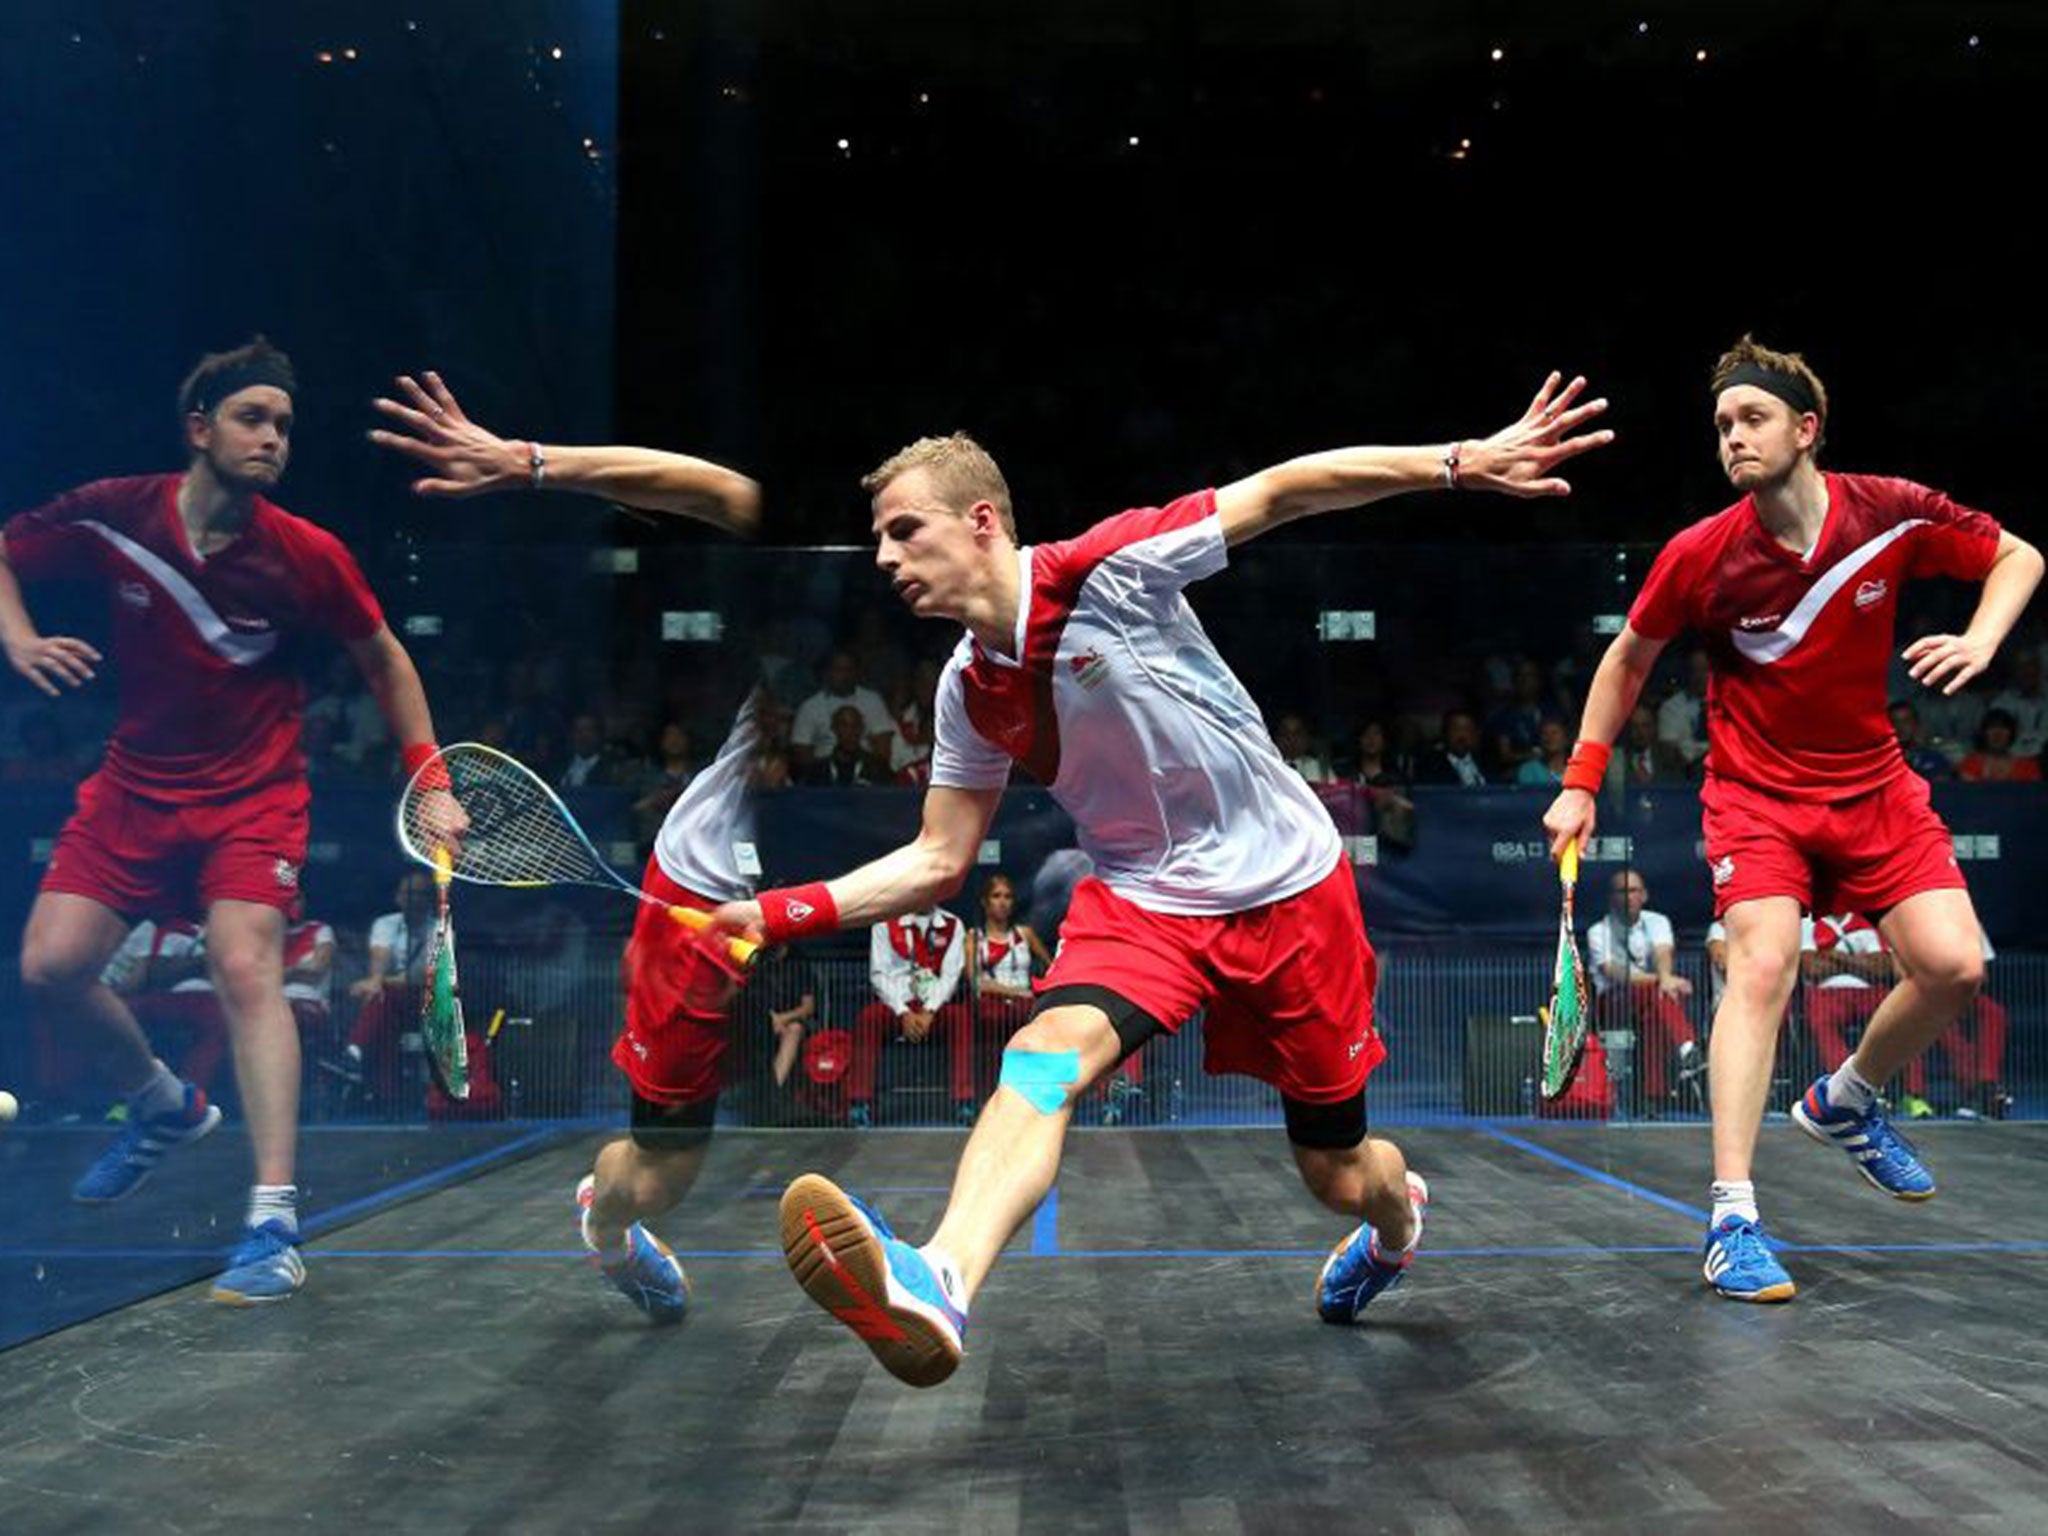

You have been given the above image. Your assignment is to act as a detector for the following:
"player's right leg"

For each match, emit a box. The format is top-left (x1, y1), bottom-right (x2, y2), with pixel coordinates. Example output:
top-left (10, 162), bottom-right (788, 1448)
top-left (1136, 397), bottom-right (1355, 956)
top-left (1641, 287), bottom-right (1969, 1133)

top-left (576, 1097), bottom-right (711, 1324)
top-left (23, 892), bottom-right (223, 1203)
top-left (779, 998), bottom-right (1130, 1388)
top-left (1702, 895), bottom-right (1803, 1301)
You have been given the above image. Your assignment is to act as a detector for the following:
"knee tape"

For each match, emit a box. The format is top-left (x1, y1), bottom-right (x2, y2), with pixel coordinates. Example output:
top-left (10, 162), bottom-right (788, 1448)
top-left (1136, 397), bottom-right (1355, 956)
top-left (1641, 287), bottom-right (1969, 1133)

top-left (998, 1049), bottom-right (1082, 1114)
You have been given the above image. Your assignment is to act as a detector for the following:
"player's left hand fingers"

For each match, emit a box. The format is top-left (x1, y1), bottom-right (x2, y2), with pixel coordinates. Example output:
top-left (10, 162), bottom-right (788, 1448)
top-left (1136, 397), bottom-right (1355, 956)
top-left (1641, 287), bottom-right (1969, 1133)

top-left (1548, 427), bottom-right (1616, 463)
top-left (371, 398), bottom-right (443, 439)
top-left (412, 477), bottom-right (479, 497)
top-left (419, 371), bottom-right (470, 424)
top-left (1901, 634), bottom-right (1946, 663)
top-left (1545, 397), bottom-right (1609, 439)
top-left (1521, 371), bottom-right (1564, 423)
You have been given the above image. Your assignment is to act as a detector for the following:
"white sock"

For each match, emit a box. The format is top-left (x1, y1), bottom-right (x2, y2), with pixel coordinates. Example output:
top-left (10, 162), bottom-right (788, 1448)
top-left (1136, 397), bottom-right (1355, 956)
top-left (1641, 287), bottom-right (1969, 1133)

top-left (129, 1061), bottom-right (185, 1120)
top-left (248, 1184), bottom-right (299, 1234)
top-left (919, 1242), bottom-right (968, 1314)
top-left (1710, 1180), bottom-right (1759, 1227)
top-left (1826, 1062), bottom-right (1878, 1114)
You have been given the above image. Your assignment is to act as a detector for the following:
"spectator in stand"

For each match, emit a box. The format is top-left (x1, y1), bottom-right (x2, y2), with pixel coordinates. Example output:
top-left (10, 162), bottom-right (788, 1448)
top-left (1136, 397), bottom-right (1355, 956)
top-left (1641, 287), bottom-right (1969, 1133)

top-left (790, 649), bottom-right (895, 774)
top-left (1656, 649), bottom-right (1712, 774)
top-left (1515, 718), bottom-right (1571, 786)
top-left (103, 917), bottom-right (229, 1100)
top-left (1350, 718), bottom-right (1414, 849)
top-left (847, 903), bottom-right (975, 1129)
top-left (560, 712), bottom-right (628, 789)
top-left (1932, 927), bottom-right (2012, 1119)
top-left (1957, 707), bottom-right (2041, 783)
top-left (633, 721), bottom-right (695, 845)
top-left (751, 746), bottom-right (794, 792)
top-left (1798, 912), bottom-right (1917, 1114)
top-left (279, 914), bottom-right (337, 1060)
top-left (805, 703), bottom-right (887, 786)
top-left (1704, 918), bottom-right (1729, 1017)
top-left (1889, 700), bottom-right (1954, 781)
top-left (1484, 657), bottom-right (1559, 778)
top-left (968, 872), bottom-right (1053, 1081)
top-left (1988, 649), bottom-right (2048, 758)
top-left (327, 870), bottom-right (436, 1103)
top-left (1585, 868), bottom-right (1702, 1112)
top-left (1274, 711), bottom-right (1332, 783)
top-left (889, 656), bottom-right (943, 786)
top-left (1615, 704), bottom-right (1689, 786)
top-left (303, 652), bottom-right (391, 771)
top-left (748, 945), bottom-right (818, 1124)
top-left (1413, 708), bottom-right (1488, 787)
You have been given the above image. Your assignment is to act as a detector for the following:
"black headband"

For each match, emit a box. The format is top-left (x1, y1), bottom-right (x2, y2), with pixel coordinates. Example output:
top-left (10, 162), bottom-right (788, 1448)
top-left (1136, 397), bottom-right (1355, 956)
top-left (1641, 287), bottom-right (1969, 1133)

top-left (186, 357), bottom-right (296, 416)
top-left (1718, 361), bottom-right (1818, 418)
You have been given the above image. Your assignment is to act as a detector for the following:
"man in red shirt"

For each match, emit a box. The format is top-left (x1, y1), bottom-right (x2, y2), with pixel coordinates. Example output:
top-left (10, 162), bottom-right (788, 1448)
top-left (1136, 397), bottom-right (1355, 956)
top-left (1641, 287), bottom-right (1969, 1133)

top-left (1544, 336), bottom-right (2042, 1302)
top-left (1, 338), bottom-right (466, 1305)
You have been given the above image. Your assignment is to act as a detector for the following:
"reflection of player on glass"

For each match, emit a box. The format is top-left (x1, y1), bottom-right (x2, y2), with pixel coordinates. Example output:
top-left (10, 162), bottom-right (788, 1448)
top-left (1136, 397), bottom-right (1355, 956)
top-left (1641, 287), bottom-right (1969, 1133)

top-left (1543, 336), bottom-right (2042, 1303)
top-left (0, 338), bottom-right (468, 1304)
top-left (372, 372), bottom-right (761, 1323)
top-left (716, 374), bottom-right (1612, 1386)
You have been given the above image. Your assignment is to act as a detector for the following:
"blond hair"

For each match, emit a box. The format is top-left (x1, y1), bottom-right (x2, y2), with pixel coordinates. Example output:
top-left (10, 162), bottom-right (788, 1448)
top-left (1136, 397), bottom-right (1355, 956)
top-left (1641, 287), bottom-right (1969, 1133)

top-left (1710, 333), bottom-right (1828, 452)
top-left (861, 432), bottom-right (1016, 541)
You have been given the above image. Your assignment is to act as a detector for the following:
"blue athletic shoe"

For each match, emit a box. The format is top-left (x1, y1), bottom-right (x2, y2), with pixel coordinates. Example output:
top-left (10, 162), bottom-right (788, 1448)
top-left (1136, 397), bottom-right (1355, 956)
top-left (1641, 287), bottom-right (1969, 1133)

top-left (576, 1174), bottom-right (690, 1324)
top-left (1316, 1172), bottom-right (1429, 1324)
top-left (1702, 1214), bottom-right (1795, 1302)
top-left (780, 1173), bottom-right (967, 1387)
top-left (210, 1219), bottom-right (307, 1305)
top-left (72, 1083), bottom-right (222, 1203)
top-left (1791, 1077), bottom-right (1937, 1200)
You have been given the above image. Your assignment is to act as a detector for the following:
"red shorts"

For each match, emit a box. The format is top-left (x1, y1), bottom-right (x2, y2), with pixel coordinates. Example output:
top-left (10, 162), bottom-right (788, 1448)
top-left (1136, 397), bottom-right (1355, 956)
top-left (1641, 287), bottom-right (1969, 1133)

top-left (1041, 854), bottom-right (1383, 1104)
top-left (611, 856), bottom-right (746, 1106)
top-left (41, 770), bottom-right (309, 919)
top-left (1700, 771), bottom-right (1966, 919)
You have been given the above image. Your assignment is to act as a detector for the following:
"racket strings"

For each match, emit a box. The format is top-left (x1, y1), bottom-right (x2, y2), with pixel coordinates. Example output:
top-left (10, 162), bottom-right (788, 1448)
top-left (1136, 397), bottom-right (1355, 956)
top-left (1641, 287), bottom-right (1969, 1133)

top-left (404, 747), bottom-right (610, 887)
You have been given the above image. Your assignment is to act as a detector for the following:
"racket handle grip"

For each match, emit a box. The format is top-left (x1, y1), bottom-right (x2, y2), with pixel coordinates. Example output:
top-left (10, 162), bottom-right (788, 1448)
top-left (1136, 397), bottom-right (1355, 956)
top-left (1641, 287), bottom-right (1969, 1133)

top-left (1559, 840), bottom-right (1579, 885)
top-left (666, 904), bottom-right (761, 967)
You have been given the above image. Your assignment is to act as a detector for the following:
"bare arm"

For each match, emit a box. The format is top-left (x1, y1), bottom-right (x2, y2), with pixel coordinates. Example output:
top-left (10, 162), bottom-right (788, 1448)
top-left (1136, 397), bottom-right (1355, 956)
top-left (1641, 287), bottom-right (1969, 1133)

top-left (1540, 622), bottom-right (1669, 857)
top-left (1904, 530), bottom-right (2045, 694)
top-left (0, 535), bottom-right (102, 696)
top-left (370, 372), bottom-right (760, 537)
top-left (1213, 373), bottom-right (1612, 547)
top-left (715, 784), bottom-right (1002, 936)
top-left (348, 625), bottom-right (437, 756)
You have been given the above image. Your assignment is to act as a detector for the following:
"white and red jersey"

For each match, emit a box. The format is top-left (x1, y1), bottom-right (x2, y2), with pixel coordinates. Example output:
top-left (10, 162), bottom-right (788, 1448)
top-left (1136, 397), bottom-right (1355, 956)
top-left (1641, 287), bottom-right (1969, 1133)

top-left (975, 927), bottom-right (1035, 992)
top-left (868, 908), bottom-right (966, 1014)
top-left (1630, 474), bottom-right (1999, 801)
top-left (1801, 912), bottom-right (1888, 990)
top-left (928, 491), bottom-right (1341, 915)
top-left (2, 475), bottom-right (385, 801)
top-left (282, 919), bottom-right (335, 1008)
top-left (652, 692), bottom-right (757, 905)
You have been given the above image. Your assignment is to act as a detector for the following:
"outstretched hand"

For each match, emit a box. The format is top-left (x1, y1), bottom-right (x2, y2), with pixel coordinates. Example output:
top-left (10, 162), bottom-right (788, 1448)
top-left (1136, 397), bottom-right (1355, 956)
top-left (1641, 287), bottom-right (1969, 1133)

top-left (368, 372), bottom-right (528, 497)
top-left (1458, 373), bottom-right (1615, 498)
top-left (5, 633), bottom-right (100, 697)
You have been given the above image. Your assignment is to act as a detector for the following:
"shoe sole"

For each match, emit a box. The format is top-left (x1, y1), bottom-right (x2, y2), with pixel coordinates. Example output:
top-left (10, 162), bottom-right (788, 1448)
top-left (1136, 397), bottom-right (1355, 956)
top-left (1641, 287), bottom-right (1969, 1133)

top-left (780, 1173), bottom-right (961, 1388)
top-left (1790, 1101), bottom-right (1937, 1201)
top-left (1705, 1275), bottom-right (1797, 1304)
top-left (74, 1103), bottom-right (225, 1205)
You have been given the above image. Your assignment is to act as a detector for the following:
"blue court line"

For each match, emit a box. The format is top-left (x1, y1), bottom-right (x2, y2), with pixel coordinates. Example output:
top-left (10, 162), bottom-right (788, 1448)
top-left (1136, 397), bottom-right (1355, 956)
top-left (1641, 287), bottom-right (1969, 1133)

top-left (12, 1240), bottom-right (2048, 1263)
top-left (1479, 1126), bottom-right (1713, 1223)
top-left (1033, 1185), bottom-right (1061, 1256)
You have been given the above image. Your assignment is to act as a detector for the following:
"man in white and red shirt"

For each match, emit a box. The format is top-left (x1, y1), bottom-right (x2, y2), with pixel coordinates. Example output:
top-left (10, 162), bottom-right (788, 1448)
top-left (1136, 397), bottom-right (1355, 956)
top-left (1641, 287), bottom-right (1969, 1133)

top-left (1545, 335), bottom-right (2043, 1303)
top-left (848, 906), bottom-right (974, 1127)
top-left (1, 338), bottom-right (466, 1305)
top-left (719, 373), bottom-right (1613, 1386)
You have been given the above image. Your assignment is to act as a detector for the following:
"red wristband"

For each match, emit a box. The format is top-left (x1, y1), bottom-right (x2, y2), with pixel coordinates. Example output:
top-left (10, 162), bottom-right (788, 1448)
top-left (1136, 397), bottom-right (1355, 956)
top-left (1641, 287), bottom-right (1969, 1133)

top-left (1561, 740), bottom-right (1611, 795)
top-left (758, 882), bottom-right (839, 944)
top-left (402, 742), bottom-right (451, 791)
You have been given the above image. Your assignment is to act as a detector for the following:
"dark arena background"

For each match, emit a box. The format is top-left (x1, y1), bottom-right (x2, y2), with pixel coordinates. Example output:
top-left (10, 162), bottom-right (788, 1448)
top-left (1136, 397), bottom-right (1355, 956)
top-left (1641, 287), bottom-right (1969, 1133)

top-left (4, 3), bottom-right (2048, 1531)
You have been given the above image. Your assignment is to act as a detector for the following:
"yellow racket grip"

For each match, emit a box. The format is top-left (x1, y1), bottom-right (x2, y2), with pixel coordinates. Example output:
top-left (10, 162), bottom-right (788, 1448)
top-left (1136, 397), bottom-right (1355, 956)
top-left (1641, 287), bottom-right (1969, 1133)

top-left (666, 904), bottom-right (761, 967)
top-left (432, 846), bottom-right (453, 886)
top-left (1559, 839), bottom-right (1580, 885)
